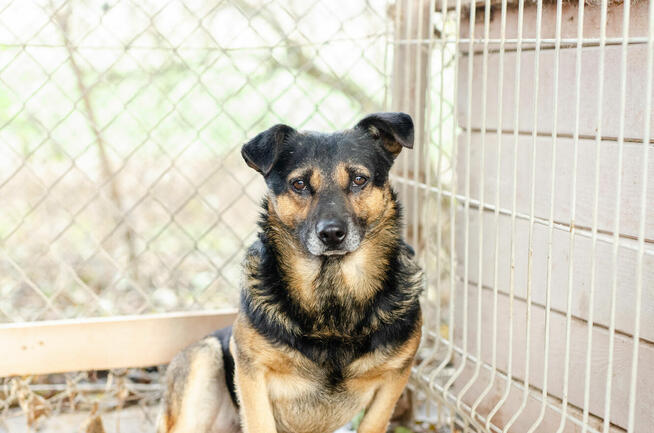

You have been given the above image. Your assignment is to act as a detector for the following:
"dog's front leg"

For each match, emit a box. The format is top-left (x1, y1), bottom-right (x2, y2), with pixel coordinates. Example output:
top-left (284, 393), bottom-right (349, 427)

top-left (357, 367), bottom-right (412, 433)
top-left (234, 355), bottom-right (277, 433)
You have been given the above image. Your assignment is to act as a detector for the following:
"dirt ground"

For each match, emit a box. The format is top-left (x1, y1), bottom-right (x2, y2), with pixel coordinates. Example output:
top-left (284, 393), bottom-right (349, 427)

top-left (1, 406), bottom-right (157, 433)
top-left (0, 406), bottom-right (365, 433)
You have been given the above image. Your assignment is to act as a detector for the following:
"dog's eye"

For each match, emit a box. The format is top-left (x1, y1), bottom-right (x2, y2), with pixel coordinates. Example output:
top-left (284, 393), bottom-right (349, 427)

top-left (352, 176), bottom-right (368, 187)
top-left (292, 179), bottom-right (307, 192)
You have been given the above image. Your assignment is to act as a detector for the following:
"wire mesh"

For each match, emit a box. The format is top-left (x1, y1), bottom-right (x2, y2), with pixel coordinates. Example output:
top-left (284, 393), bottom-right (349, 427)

top-left (0, 0), bottom-right (390, 323)
top-left (405, 1), bottom-right (654, 433)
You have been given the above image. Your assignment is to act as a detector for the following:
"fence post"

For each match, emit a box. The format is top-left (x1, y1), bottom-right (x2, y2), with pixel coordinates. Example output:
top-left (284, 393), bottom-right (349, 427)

top-left (391, 0), bottom-right (433, 251)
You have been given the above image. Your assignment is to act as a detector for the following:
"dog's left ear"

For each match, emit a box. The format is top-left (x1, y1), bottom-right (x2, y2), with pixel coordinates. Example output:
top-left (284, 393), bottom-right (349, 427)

top-left (355, 112), bottom-right (414, 157)
top-left (241, 124), bottom-right (296, 176)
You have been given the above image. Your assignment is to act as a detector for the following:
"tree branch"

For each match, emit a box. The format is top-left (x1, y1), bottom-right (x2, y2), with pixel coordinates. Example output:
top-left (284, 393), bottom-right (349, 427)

top-left (231, 0), bottom-right (381, 113)
top-left (53, 6), bottom-right (140, 284)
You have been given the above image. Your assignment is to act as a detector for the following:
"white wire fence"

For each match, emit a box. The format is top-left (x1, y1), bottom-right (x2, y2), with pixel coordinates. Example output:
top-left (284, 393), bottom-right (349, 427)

top-left (1, 0), bottom-right (653, 432)
top-left (403, 1), bottom-right (654, 433)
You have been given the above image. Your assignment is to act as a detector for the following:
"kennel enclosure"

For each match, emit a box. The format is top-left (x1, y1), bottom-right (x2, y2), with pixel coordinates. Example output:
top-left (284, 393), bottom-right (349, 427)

top-left (1, 0), bottom-right (653, 432)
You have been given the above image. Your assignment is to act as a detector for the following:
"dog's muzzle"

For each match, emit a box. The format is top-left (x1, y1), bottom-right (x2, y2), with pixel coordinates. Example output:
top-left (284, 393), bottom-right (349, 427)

top-left (305, 217), bottom-right (361, 256)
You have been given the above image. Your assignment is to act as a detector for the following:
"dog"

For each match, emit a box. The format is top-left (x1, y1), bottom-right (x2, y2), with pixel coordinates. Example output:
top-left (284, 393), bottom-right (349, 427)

top-left (157, 112), bottom-right (424, 433)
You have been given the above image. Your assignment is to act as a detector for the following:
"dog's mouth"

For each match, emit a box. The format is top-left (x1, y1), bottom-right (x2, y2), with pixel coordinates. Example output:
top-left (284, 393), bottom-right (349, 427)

top-left (322, 249), bottom-right (348, 257)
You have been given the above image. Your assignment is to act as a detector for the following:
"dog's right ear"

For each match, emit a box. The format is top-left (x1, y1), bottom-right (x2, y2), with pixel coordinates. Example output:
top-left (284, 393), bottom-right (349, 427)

top-left (354, 112), bottom-right (414, 157)
top-left (241, 124), bottom-right (296, 176)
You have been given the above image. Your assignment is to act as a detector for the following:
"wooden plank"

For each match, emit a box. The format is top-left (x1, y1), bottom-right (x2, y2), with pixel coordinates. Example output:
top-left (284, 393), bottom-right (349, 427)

top-left (455, 132), bottom-right (654, 241)
top-left (0, 309), bottom-right (237, 376)
top-left (459, 1), bottom-right (650, 50)
top-left (449, 0), bottom-right (633, 14)
top-left (446, 357), bottom-right (625, 433)
top-left (457, 44), bottom-right (654, 141)
top-left (392, 0), bottom-right (433, 249)
top-left (454, 208), bottom-right (654, 343)
top-left (452, 283), bottom-right (654, 432)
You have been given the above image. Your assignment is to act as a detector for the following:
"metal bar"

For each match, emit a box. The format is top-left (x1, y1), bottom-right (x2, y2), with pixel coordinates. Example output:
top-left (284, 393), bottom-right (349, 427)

top-left (456, 0), bottom-right (491, 410)
top-left (470, 0), bottom-right (508, 422)
top-left (581, 1), bottom-right (608, 431)
top-left (527, 1), bottom-right (562, 430)
top-left (603, 1), bottom-right (631, 431)
top-left (442, 0), bottom-right (476, 400)
top-left (504, 0), bottom-right (542, 428)
top-left (556, 1), bottom-right (585, 431)
top-left (485, 0), bottom-right (525, 427)
top-left (627, 2), bottom-right (654, 432)
top-left (391, 177), bottom-right (654, 256)
top-left (427, 0), bottom-right (462, 390)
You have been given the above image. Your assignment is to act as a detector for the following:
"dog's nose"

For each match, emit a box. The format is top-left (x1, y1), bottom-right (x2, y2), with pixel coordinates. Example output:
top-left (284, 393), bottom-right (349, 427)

top-left (316, 219), bottom-right (347, 247)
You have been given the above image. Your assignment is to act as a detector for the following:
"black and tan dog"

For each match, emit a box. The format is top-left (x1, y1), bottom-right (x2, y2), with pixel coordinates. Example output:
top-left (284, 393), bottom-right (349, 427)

top-left (158, 112), bottom-right (423, 433)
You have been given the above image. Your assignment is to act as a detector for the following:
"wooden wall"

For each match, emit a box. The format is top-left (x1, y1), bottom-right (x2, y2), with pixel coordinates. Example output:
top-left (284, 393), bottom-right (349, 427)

top-left (451, 2), bottom-right (653, 432)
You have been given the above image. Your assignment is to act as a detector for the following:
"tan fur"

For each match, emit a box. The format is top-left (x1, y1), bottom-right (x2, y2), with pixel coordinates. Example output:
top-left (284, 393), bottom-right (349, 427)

top-left (367, 125), bottom-right (380, 139)
top-left (269, 167), bottom-right (327, 228)
top-left (339, 185), bottom-right (399, 301)
top-left (338, 243), bottom-right (388, 302)
top-left (286, 166), bottom-right (312, 184)
top-left (347, 325), bottom-right (421, 381)
top-left (271, 193), bottom-right (311, 227)
top-left (283, 252), bottom-right (322, 310)
top-left (357, 366), bottom-right (413, 433)
top-left (351, 185), bottom-right (388, 224)
top-left (231, 314), bottom-right (422, 433)
top-left (310, 169), bottom-right (324, 192)
top-left (348, 328), bottom-right (420, 433)
top-left (158, 337), bottom-right (240, 433)
top-left (334, 163), bottom-right (350, 189)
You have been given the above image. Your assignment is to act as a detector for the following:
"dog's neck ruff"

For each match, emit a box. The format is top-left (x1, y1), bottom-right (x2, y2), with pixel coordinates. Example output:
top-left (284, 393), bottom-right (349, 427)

top-left (240, 204), bottom-right (423, 385)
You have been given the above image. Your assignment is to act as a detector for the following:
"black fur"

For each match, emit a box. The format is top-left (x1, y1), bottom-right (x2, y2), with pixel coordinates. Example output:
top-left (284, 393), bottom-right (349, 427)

top-left (213, 326), bottom-right (239, 407)
top-left (241, 124), bottom-right (296, 175)
top-left (354, 112), bottom-right (414, 150)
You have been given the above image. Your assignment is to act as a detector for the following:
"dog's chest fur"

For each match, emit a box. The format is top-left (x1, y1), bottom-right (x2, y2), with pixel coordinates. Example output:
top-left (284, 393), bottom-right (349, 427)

top-left (240, 317), bottom-right (415, 433)
top-left (240, 228), bottom-right (422, 385)
top-left (265, 353), bottom-right (378, 433)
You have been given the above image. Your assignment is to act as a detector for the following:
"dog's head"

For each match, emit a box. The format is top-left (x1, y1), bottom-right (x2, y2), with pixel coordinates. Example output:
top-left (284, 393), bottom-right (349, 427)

top-left (242, 112), bottom-right (413, 257)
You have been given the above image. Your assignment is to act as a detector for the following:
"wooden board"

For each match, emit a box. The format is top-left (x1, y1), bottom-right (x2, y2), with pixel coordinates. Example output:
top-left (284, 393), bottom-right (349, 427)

top-left (457, 44), bottom-right (654, 141)
top-left (444, 358), bottom-right (624, 433)
top-left (455, 132), bottom-right (654, 241)
top-left (392, 0), bottom-right (433, 248)
top-left (453, 208), bottom-right (654, 343)
top-left (458, 1), bottom-right (650, 51)
top-left (0, 309), bottom-right (237, 376)
top-left (451, 282), bottom-right (654, 432)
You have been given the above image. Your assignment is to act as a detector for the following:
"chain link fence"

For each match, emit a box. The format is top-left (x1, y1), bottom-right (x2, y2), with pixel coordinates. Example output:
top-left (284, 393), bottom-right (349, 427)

top-left (0, 0), bottom-right (460, 431)
top-left (0, 0), bottom-right (392, 323)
